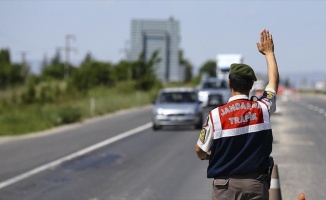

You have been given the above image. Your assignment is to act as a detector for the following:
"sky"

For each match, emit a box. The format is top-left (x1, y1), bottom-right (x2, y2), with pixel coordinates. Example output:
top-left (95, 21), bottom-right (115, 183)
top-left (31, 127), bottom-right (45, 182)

top-left (1, 0), bottom-right (326, 82)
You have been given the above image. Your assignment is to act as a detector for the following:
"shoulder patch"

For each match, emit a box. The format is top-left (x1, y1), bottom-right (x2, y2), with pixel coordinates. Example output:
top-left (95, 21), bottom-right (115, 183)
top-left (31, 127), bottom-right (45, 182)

top-left (199, 128), bottom-right (206, 143)
top-left (264, 90), bottom-right (275, 99)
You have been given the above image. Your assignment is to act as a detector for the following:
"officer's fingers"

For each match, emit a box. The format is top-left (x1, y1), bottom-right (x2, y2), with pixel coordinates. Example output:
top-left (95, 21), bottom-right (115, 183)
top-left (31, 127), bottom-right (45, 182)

top-left (266, 29), bottom-right (270, 37)
top-left (264, 29), bottom-right (271, 40)
top-left (260, 30), bottom-right (265, 43)
top-left (256, 43), bottom-right (264, 54)
top-left (256, 43), bottom-right (261, 49)
top-left (298, 192), bottom-right (305, 200)
top-left (261, 29), bottom-right (267, 40)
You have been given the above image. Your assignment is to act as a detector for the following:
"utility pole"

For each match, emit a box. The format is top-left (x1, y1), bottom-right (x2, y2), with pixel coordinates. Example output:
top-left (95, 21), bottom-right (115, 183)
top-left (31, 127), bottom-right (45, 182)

top-left (19, 51), bottom-right (27, 65)
top-left (123, 40), bottom-right (130, 60)
top-left (123, 40), bottom-right (131, 80)
top-left (63, 34), bottom-right (76, 79)
top-left (18, 51), bottom-right (29, 82)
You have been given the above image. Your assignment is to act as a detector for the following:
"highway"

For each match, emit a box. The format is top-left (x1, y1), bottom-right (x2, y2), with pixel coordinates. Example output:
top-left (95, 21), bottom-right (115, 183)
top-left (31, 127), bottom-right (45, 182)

top-left (0, 93), bottom-right (325, 200)
top-left (272, 94), bottom-right (326, 200)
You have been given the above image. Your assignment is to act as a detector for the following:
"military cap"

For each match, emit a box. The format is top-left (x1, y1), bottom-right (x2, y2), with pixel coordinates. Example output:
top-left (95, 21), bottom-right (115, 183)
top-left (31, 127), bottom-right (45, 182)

top-left (229, 63), bottom-right (257, 81)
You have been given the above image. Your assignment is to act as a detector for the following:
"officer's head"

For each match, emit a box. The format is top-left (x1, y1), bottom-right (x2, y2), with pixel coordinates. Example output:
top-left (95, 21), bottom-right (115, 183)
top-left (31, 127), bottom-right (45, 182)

top-left (228, 63), bottom-right (257, 94)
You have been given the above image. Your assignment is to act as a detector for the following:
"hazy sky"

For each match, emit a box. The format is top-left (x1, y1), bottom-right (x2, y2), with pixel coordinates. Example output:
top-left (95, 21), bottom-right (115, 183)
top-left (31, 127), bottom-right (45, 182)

top-left (1, 0), bottom-right (326, 78)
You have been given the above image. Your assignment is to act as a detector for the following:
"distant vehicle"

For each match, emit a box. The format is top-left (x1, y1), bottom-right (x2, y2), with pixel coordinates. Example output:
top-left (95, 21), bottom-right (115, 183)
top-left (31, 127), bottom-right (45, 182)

top-left (216, 54), bottom-right (244, 80)
top-left (197, 78), bottom-right (231, 107)
top-left (152, 87), bottom-right (203, 130)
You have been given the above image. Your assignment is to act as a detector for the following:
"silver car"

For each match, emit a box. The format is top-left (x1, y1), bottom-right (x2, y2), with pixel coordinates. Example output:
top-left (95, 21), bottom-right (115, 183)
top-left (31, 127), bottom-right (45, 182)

top-left (152, 87), bottom-right (203, 130)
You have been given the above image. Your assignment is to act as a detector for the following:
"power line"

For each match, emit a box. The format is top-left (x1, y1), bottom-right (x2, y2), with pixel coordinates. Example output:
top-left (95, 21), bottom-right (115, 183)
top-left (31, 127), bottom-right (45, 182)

top-left (17, 51), bottom-right (30, 82)
top-left (58, 34), bottom-right (77, 79)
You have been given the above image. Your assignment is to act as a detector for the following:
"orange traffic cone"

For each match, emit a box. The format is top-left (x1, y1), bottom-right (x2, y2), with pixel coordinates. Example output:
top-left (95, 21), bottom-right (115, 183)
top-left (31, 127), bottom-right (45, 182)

top-left (269, 164), bottom-right (282, 200)
top-left (298, 192), bottom-right (305, 200)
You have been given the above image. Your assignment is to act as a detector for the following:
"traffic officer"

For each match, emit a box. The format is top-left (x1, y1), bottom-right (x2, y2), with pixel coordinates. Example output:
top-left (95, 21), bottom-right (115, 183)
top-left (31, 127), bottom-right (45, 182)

top-left (195, 29), bottom-right (279, 200)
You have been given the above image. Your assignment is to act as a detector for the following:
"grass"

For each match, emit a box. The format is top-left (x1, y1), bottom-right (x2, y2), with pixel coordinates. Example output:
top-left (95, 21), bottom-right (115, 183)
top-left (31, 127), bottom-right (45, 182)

top-left (0, 82), bottom-right (160, 136)
top-left (298, 89), bottom-right (326, 94)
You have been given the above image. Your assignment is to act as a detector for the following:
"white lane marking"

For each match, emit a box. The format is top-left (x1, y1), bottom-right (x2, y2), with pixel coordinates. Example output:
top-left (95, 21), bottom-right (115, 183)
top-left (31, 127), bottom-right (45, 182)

top-left (0, 122), bottom-right (152, 190)
top-left (296, 100), bottom-right (326, 118)
top-left (313, 106), bottom-right (320, 111)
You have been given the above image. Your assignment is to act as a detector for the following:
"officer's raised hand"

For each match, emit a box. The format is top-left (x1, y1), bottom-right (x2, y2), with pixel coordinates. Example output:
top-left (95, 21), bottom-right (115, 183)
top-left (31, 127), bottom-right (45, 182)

top-left (256, 29), bottom-right (274, 55)
top-left (256, 29), bottom-right (279, 93)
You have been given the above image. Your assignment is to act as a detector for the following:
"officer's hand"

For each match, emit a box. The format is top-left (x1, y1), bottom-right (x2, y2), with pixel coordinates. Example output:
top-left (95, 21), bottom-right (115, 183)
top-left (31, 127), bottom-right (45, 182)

top-left (256, 29), bottom-right (274, 55)
top-left (205, 152), bottom-right (211, 160)
top-left (297, 192), bottom-right (305, 200)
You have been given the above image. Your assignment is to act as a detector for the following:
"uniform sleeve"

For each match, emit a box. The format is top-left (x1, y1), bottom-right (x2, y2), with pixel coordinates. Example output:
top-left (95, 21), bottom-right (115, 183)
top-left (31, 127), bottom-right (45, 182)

top-left (259, 88), bottom-right (277, 114)
top-left (196, 114), bottom-right (214, 152)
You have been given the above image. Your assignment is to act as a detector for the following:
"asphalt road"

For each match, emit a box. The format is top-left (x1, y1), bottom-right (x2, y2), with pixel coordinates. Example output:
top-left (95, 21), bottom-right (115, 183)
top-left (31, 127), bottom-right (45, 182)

top-left (271, 93), bottom-right (326, 200)
top-left (0, 93), bottom-right (325, 200)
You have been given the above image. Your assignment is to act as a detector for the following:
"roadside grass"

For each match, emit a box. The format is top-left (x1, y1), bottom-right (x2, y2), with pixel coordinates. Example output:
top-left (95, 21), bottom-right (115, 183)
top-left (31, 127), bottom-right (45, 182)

top-left (0, 105), bottom-right (54, 136)
top-left (0, 82), bottom-right (160, 136)
top-left (298, 89), bottom-right (326, 94)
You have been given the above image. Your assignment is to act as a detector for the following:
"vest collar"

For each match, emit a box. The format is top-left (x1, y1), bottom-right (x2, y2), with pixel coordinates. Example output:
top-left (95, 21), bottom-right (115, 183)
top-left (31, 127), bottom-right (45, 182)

top-left (228, 95), bottom-right (249, 103)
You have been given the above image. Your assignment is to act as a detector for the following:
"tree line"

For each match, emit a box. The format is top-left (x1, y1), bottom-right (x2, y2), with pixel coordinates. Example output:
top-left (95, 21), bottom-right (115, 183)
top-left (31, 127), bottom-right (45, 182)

top-left (0, 48), bottom-right (217, 104)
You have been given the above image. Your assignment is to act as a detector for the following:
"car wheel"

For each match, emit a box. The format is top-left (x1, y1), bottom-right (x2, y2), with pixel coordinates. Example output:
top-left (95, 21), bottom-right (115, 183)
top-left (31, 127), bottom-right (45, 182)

top-left (152, 124), bottom-right (162, 130)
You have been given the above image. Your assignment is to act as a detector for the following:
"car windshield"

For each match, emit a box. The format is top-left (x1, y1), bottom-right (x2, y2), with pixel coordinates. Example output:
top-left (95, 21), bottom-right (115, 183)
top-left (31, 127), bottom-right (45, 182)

top-left (159, 92), bottom-right (197, 103)
top-left (202, 80), bottom-right (227, 89)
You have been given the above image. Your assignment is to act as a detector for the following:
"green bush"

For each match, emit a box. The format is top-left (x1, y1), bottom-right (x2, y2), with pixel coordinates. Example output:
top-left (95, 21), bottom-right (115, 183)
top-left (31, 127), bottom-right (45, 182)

top-left (39, 84), bottom-right (54, 104)
top-left (21, 82), bottom-right (37, 104)
top-left (68, 61), bottom-right (115, 91)
top-left (135, 75), bottom-right (160, 91)
top-left (115, 81), bottom-right (135, 94)
top-left (54, 105), bottom-right (82, 125)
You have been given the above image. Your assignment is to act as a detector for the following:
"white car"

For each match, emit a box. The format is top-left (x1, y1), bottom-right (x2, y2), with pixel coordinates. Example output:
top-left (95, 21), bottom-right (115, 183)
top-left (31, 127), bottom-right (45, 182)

top-left (197, 78), bottom-right (231, 107)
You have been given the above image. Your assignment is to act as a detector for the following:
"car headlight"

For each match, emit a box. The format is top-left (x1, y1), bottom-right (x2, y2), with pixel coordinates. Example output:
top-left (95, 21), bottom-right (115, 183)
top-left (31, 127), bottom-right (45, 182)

top-left (156, 108), bottom-right (165, 115)
top-left (198, 91), bottom-right (209, 101)
top-left (198, 91), bottom-right (209, 97)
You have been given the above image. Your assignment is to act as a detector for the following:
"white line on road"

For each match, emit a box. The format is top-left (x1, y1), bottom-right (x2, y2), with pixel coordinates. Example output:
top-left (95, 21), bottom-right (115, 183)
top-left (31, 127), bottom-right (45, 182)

top-left (0, 122), bottom-right (152, 190)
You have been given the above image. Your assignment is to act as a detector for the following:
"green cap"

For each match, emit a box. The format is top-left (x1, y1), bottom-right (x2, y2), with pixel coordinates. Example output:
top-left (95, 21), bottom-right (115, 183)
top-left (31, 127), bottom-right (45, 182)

top-left (229, 63), bottom-right (257, 81)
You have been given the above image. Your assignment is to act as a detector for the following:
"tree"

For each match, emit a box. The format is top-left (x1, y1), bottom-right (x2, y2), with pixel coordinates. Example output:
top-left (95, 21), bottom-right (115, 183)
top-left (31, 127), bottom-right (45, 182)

top-left (132, 50), bottom-right (160, 80)
top-left (199, 60), bottom-right (216, 77)
top-left (133, 50), bottom-right (161, 90)
top-left (82, 52), bottom-right (94, 64)
top-left (0, 49), bottom-right (11, 65)
top-left (0, 49), bottom-right (26, 88)
top-left (41, 63), bottom-right (66, 80)
top-left (68, 61), bottom-right (114, 91)
top-left (113, 60), bottom-right (132, 81)
top-left (21, 81), bottom-right (37, 104)
top-left (51, 50), bottom-right (62, 65)
top-left (10, 63), bottom-right (26, 85)
top-left (179, 49), bottom-right (193, 82)
top-left (41, 51), bottom-right (77, 80)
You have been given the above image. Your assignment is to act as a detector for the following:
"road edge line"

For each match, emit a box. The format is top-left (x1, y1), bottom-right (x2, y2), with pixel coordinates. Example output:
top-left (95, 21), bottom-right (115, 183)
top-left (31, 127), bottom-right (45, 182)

top-left (0, 122), bottom-right (152, 190)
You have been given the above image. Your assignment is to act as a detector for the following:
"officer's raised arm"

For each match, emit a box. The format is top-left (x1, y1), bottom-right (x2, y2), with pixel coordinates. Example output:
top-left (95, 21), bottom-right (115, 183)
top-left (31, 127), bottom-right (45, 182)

top-left (256, 29), bottom-right (279, 93)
